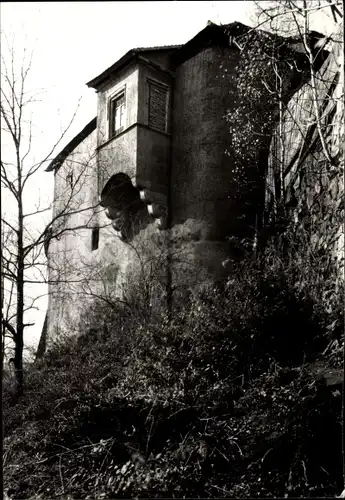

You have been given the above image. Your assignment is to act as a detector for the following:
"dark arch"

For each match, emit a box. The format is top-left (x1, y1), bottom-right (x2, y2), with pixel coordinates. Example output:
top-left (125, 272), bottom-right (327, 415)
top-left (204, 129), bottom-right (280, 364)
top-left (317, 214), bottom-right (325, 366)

top-left (100, 173), bottom-right (142, 214)
top-left (100, 173), bottom-right (150, 240)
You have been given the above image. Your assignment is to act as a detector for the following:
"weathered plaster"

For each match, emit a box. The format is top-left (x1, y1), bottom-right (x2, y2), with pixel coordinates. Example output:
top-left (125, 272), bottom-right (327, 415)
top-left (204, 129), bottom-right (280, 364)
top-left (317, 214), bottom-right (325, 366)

top-left (45, 23), bottom-right (344, 347)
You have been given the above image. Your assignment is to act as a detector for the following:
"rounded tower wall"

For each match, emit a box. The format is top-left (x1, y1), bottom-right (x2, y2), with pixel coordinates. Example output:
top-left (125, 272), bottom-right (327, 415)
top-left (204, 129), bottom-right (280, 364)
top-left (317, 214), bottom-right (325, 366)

top-left (171, 46), bottom-right (240, 241)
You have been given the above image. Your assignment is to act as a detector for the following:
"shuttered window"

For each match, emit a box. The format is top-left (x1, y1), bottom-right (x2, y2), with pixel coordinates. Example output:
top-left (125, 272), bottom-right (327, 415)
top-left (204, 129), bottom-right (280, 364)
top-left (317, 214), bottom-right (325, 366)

top-left (148, 80), bottom-right (169, 133)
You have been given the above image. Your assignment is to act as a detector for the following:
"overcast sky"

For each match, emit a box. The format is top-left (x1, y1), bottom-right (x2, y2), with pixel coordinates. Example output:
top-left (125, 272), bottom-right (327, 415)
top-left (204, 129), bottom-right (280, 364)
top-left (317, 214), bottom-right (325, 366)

top-left (1, 1), bottom-right (338, 355)
top-left (1, 1), bottom-right (257, 150)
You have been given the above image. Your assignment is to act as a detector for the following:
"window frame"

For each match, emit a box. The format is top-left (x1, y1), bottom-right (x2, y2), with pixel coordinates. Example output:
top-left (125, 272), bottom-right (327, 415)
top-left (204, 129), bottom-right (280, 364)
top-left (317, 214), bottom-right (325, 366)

top-left (66, 171), bottom-right (74, 190)
top-left (91, 226), bottom-right (99, 251)
top-left (108, 86), bottom-right (126, 139)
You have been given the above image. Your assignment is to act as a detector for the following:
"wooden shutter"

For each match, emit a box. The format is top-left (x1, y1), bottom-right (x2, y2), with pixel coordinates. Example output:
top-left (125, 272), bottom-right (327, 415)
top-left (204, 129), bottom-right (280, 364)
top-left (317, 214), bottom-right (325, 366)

top-left (148, 81), bottom-right (169, 132)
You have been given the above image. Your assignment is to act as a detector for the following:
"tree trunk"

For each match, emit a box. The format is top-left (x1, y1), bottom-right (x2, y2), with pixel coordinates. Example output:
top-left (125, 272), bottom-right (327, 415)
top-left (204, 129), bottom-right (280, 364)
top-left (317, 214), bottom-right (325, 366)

top-left (15, 147), bottom-right (24, 398)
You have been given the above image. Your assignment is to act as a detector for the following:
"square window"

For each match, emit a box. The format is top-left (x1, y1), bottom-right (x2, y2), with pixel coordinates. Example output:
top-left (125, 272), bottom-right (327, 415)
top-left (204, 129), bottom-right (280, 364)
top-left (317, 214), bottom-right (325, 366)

top-left (66, 172), bottom-right (73, 190)
top-left (109, 90), bottom-right (126, 138)
top-left (91, 227), bottom-right (99, 251)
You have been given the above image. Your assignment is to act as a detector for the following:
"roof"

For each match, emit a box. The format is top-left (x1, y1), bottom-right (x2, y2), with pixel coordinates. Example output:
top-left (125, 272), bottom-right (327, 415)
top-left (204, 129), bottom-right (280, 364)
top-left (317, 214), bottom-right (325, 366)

top-left (86, 24), bottom-right (251, 89)
top-left (87, 21), bottom-right (328, 90)
top-left (45, 117), bottom-right (97, 172)
top-left (86, 45), bottom-right (182, 89)
top-left (132, 44), bottom-right (182, 52)
top-left (52, 22), bottom-right (328, 172)
top-left (173, 21), bottom-right (251, 65)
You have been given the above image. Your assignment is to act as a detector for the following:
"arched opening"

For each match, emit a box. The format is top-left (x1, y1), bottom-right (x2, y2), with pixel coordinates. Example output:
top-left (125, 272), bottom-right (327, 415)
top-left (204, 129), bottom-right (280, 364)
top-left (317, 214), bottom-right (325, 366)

top-left (100, 173), bottom-right (142, 214)
top-left (100, 173), bottom-right (148, 240)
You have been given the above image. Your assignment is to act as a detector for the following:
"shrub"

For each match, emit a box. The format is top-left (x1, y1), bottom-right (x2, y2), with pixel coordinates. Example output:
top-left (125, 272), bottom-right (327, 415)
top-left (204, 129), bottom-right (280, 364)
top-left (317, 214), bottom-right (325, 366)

top-left (3, 249), bottom-right (343, 499)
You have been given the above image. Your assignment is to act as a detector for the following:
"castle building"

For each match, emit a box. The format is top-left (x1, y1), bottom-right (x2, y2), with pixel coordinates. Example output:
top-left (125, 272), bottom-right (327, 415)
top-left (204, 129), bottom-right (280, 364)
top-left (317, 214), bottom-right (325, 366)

top-left (40, 21), bottom-right (339, 349)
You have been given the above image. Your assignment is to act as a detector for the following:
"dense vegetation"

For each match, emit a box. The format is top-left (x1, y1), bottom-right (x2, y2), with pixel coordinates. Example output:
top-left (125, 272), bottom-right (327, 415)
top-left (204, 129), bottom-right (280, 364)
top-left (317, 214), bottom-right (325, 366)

top-left (3, 240), bottom-right (344, 499)
top-left (2, 5), bottom-right (343, 498)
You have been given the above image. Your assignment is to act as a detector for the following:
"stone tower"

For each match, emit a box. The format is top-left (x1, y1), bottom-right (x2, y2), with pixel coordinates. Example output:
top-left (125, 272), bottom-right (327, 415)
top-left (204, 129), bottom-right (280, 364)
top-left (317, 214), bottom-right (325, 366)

top-left (44, 22), bottom-right (325, 343)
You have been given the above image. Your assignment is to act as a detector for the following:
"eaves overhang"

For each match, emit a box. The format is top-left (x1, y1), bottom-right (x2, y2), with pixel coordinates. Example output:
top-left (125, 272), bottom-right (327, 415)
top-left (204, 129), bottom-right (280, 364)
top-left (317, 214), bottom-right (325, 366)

top-left (172, 21), bottom-right (251, 66)
top-left (172, 21), bottom-right (329, 68)
top-left (45, 117), bottom-right (97, 172)
top-left (86, 21), bottom-right (329, 91)
top-left (86, 45), bottom-right (182, 90)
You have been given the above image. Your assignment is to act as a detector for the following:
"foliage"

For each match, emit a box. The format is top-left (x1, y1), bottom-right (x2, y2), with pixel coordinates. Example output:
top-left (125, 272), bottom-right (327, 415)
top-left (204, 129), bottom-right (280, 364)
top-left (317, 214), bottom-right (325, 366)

top-left (224, 25), bottom-right (308, 186)
top-left (2, 7), bottom-right (343, 498)
top-left (3, 247), bottom-right (344, 499)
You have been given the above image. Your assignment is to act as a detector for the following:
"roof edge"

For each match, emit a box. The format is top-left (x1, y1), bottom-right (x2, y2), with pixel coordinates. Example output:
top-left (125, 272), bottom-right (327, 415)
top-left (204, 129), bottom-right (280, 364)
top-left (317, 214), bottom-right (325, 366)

top-left (86, 24), bottom-right (246, 89)
top-left (87, 45), bottom-right (181, 90)
top-left (45, 117), bottom-right (97, 172)
top-left (87, 49), bottom-right (137, 89)
top-left (172, 22), bottom-right (251, 65)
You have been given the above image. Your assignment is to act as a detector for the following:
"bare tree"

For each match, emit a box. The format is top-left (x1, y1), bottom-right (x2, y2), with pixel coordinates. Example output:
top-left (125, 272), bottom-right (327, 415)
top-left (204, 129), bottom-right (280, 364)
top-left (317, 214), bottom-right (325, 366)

top-left (247, 1), bottom-right (344, 494)
top-left (0, 37), bottom-right (100, 397)
top-left (252, 1), bottom-right (343, 203)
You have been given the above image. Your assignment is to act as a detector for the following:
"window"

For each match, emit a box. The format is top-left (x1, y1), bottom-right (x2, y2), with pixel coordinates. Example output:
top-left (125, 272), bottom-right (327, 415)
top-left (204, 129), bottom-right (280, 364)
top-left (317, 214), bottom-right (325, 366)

top-left (91, 227), bottom-right (99, 251)
top-left (148, 80), bottom-right (169, 133)
top-left (66, 172), bottom-right (73, 190)
top-left (109, 90), bottom-right (126, 138)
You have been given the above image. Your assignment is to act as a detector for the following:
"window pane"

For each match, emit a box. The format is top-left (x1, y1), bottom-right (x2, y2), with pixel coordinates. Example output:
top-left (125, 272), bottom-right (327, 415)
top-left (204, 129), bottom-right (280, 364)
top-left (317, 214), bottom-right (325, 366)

top-left (110, 92), bottom-right (125, 137)
top-left (115, 95), bottom-right (124, 108)
top-left (91, 227), bottom-right (99, 251)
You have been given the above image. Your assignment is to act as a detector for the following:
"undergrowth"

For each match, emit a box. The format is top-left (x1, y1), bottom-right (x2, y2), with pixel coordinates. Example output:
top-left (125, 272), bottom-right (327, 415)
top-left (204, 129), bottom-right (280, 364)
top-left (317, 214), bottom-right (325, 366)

top-left (3, 250), bottom-right (344, 499)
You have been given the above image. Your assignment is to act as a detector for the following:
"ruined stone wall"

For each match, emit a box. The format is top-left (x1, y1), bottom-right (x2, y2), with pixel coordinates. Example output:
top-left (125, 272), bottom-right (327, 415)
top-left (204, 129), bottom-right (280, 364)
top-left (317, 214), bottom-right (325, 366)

top-left (168, 40), bottom-right (310, 288)
top-left (47, 130), bottom-right (168, 343)
top-left (267, 27), bottom-right (344, 285)
top-left (46, 30), bottom-right (344, 346)
top-left (169, 46), bottom-right (240, 287)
